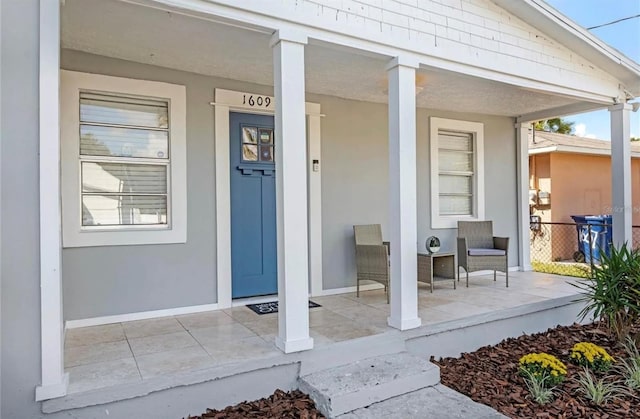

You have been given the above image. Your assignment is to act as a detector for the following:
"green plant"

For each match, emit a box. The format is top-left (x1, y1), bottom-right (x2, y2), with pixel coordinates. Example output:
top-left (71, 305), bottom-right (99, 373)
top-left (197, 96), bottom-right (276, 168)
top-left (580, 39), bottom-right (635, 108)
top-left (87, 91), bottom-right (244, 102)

top-left (531, 260), bottom-right (590, 278)
top-left (570, 342), bottom-right (615, 372)
top-left (534, 118), bottom-right (575, 134)
top-left (619, 357), bottom-right (640, 391)
top-left (572, 243), bottom-right (640, 342)
top-left (618, 336), bottom-right (640, 391)
top-left (520, 368), bottom-right (556, 404)
top-left (519, 353), bottom-right (567, 387)
top-left (622, 335), bottom-right (640, 360)
top-left (575, 367), bottom-right (626, 405)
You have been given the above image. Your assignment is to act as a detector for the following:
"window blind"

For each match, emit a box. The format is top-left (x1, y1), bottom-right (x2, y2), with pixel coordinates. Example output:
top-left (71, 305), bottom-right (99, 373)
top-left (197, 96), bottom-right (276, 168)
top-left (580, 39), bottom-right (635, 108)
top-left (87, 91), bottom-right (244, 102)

top-left (438, 130), bottom-right (474, 216)
top-left (79, 92), bottom-right (170, 227)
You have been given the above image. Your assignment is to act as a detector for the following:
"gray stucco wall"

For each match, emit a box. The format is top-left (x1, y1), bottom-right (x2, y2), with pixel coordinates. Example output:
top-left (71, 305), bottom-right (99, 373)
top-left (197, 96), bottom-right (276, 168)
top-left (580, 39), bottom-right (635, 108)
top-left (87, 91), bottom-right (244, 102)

top-left (416, 110), bottom-right (518, 261)
top-left (313, 96), bottom-right (390, 290)
top-left (62, 50), bottom-right (519, 319)
top-left (1, 1), bottom-right (43, 417)
top-left (317, 98), bottom-right (518, 290)
top-left (61, 50), bottom-right (276, 320)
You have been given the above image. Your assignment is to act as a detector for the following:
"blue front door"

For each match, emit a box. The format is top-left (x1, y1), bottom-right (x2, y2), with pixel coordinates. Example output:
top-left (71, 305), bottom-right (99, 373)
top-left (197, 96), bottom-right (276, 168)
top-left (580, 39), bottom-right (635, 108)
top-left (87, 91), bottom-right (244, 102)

top-left (230, 112), bottom-right (277, 298)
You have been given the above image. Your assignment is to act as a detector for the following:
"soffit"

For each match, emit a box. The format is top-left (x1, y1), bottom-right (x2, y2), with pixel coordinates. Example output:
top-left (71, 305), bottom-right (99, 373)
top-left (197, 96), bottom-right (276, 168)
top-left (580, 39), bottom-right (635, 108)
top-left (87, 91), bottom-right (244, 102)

top-left (62, 0), bottom-right (589, 117)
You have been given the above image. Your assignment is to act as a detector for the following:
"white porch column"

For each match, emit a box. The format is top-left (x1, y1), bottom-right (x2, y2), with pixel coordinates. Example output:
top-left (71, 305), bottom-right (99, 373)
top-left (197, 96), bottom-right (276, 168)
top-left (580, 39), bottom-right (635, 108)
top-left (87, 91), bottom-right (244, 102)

top-left (609, 103), bottom-right (633, 247)
top-left (271, 30), bottom-right (313, 353)
top-left (516, 122), bottom-right (532, 271)
top-left (36, 0), bottom-right (68, 401)
top-left (386, 56), bottom-right (421, 331)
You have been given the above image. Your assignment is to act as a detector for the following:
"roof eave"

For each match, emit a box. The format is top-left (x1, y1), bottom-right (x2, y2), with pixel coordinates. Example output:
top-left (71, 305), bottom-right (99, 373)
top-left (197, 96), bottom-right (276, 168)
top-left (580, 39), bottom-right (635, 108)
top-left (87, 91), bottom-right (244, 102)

top-left (529, 145), bottom-right (640, 158)
top-left (492, 0), bottom-right (640, 98)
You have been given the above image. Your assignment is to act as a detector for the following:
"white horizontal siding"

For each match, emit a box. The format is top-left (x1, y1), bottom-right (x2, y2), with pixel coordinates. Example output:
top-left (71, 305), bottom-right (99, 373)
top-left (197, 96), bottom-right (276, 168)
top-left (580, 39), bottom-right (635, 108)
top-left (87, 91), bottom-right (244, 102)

top-left (213, 0), bottom-right (617, 97)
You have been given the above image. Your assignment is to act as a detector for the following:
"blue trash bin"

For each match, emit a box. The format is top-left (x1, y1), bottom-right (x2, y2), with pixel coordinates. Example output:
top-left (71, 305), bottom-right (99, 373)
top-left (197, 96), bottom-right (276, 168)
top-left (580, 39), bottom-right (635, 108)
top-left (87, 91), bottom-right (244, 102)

top-left (570, 215), bottom-right (613, 263)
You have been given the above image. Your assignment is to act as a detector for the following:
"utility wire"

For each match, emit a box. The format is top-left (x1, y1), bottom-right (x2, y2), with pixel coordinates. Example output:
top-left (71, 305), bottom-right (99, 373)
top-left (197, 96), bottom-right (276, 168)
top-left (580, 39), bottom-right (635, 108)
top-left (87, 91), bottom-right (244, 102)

top-left (587, 14), bottom-right (640, 30)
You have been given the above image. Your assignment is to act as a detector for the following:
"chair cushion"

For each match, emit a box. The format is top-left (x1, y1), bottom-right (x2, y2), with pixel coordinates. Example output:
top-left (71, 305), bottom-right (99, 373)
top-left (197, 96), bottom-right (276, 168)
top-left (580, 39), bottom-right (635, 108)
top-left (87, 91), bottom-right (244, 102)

top-left (468, 248), bottom-right (506, 256)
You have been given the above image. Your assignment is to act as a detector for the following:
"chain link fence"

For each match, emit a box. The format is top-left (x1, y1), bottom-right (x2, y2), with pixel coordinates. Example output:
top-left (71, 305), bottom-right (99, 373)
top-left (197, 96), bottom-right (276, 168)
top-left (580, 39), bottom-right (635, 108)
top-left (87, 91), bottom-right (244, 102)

top-left (529, 220), bottom-right (620, 278)
top-left (530, 219), bottom-right (640, 277)
top-left (633, 226), bottom-right (640, 250)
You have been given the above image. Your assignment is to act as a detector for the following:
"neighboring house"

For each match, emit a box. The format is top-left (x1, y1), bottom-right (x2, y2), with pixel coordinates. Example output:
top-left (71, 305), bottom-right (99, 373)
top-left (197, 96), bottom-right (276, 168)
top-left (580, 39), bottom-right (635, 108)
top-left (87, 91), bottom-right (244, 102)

top-left (529, 131), bottom-right (640, 261)
top-left (2, 0), bottom-right (640, 417)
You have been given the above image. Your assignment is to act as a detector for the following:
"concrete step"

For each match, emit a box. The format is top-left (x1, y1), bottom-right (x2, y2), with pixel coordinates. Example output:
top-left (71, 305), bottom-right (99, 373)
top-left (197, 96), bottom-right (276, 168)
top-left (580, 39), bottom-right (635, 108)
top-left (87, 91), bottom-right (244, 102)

top-left (298, 352), bottom-right (440, 418)
top-left (337, 384), bottom-right (507, 419)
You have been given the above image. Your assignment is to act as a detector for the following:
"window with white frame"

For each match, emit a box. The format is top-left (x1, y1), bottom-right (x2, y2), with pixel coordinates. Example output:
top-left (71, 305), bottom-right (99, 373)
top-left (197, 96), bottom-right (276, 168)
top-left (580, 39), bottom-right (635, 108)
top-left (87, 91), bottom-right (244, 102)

top-left (61, 71), bottom-right (187, 247)
top-left (430, 117), bottom-right (485, 229)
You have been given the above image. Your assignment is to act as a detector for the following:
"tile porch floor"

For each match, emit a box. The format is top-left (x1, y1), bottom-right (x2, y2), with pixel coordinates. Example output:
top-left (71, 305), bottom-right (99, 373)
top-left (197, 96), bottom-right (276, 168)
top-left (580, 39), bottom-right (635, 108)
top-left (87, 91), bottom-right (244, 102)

top-left (64, 271), bottom-right (579, 394)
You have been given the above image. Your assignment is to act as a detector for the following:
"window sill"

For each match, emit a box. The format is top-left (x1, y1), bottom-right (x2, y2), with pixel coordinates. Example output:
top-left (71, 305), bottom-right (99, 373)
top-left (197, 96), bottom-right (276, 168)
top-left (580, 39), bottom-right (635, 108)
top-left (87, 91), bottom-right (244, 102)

top-left (63, 227), bottom-right (186, 248)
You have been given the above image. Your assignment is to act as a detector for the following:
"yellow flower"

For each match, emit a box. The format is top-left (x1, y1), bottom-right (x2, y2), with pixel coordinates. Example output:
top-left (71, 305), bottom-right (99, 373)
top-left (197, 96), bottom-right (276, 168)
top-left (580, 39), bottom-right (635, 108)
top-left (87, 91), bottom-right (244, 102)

top-left (519, 352), bottom-right (567, 387)
top-left (570, 342), bottom-right (614, 371)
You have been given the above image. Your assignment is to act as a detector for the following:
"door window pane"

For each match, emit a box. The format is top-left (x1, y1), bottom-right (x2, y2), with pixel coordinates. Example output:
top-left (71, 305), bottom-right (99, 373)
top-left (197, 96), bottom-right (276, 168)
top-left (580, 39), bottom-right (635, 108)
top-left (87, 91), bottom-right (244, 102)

top-left (259, 129), bottom-right (273, 144)
top-left (260, 146), bottom-right (273, 162)
top-left (243, 144), bottom-right (258, 161)
top-left (242, 126), bottom-right (274, 162)
top-left (243, 127), bottom-right (258, 144)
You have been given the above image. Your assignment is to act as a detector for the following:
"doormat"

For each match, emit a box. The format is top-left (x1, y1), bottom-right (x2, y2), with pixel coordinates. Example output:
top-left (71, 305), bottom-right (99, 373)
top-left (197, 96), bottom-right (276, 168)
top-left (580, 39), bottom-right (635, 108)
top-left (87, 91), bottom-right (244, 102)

top-left (246, 300), bottom-right (321, 315)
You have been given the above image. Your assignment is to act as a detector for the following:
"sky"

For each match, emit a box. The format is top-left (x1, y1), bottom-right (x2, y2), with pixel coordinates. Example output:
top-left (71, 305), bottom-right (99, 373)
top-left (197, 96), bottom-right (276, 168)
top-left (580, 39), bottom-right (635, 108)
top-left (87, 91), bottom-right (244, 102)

top-left (544, 0), bottom-right (640, 140)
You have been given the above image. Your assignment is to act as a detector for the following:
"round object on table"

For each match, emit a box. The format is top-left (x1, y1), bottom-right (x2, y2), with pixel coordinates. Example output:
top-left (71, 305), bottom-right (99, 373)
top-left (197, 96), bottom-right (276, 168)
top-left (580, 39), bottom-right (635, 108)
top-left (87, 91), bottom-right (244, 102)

top-left (426, 236), bottom-right (441, 254)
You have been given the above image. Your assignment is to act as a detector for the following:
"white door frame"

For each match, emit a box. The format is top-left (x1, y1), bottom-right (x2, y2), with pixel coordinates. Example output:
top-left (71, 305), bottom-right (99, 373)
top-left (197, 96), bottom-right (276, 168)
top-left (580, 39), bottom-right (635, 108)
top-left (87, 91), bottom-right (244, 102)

top-left (213, 88), bottom-right (323, 308)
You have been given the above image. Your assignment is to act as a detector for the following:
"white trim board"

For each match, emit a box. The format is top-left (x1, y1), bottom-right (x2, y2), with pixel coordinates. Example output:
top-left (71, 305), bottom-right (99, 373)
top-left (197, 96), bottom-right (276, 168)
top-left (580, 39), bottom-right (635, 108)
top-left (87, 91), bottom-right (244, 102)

top-left (60, 70), bottom-right (187, 248)
top-left (65, 303), bottom-right (220, 329)
top-left (130, 0), bottom-right (622, 103)
top-left (429, 117), bottom-right (485, 230)
top-left (214, 88), bottom-right (323, 309)
top-left (37, 0), bottom-right (68, 402)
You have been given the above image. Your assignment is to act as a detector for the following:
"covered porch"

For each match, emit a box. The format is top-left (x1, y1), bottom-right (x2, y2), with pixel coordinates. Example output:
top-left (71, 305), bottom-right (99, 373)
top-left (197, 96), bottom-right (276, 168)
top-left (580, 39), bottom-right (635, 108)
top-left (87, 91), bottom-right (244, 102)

top-left (36, 0), bottom-right (639, 403)
top-left (56, 271), bottom-right (579, 401)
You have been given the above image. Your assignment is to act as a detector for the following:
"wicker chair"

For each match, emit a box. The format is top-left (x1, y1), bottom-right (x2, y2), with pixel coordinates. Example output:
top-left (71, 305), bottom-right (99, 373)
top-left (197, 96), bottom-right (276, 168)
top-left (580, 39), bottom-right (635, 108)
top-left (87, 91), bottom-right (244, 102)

top-left (457, 221), bottom-right (509, 287)
top-left (353, 224), bottom-right (390, 303)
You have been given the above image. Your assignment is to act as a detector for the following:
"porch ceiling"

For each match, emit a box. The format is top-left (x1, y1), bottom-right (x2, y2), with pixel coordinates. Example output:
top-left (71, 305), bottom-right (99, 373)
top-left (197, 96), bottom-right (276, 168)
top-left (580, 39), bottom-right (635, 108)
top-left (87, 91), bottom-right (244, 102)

top-left (62, 0), bottom-right (591, 118)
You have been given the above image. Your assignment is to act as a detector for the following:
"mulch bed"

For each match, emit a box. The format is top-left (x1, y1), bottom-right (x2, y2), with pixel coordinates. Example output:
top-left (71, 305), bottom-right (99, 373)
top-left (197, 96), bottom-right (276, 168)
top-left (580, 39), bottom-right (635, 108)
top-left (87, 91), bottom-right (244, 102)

top-left (433, 322), bottom-right (640, 418)
top-left (184, 389), bottom-right (325, 419)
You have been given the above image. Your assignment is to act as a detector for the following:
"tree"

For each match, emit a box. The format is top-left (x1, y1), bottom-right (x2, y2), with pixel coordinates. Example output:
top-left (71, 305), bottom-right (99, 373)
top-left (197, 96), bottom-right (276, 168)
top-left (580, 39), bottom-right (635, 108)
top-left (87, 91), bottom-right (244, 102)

top-left (534, 118), bottom-right (575, 134)
top-left (631, 137), bottom-right (640, 142)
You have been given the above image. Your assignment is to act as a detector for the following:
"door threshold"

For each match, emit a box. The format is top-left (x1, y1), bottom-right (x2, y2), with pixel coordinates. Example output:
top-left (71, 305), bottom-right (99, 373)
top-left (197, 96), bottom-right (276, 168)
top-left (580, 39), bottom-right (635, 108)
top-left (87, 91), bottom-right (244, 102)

top-left (231, 294), bottom-right (279, 307)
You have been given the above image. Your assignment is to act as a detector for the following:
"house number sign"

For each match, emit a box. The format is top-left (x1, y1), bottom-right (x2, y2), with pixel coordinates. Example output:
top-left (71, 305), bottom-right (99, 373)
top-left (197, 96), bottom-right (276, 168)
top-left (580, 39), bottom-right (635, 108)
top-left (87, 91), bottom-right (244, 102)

top-left (242, 94), bottom-right (271, 108)
top-left (214, 89), bottom-right (275, 111)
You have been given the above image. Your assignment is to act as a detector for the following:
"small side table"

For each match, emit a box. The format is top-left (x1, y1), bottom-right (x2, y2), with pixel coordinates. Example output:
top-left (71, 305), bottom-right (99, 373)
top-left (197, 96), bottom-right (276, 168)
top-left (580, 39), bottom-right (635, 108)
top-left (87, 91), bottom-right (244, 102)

top-left (418, 252), bottom-right (456, 292)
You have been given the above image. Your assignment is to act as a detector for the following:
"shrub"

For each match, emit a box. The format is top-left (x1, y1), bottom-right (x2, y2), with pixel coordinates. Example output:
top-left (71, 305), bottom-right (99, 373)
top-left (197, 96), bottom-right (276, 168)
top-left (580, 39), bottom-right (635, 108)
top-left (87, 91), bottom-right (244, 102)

top-left (531, 260), bottom-right (590, 278)
top-left (570, 342), bottom-right (615, 372)
top-left (519, 353), bottom-right (567, 387)
top-left (619, 357), bottom-right (640, 391)
top-left (520, 368), bottom-right (556, 405)
top-left (572, 243), bottom-right (640, 342)
top-left (618, 337), bottom-right (640, 391)
top-left (575, 367), bottom-right (626, 406)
